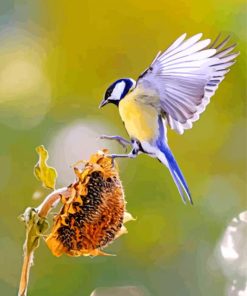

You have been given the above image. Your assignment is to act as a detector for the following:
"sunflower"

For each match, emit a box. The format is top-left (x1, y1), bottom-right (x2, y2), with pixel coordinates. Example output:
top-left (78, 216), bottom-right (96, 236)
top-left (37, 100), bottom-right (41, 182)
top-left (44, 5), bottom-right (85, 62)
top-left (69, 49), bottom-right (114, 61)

top-left (46, 149), bottom-right (134, 257)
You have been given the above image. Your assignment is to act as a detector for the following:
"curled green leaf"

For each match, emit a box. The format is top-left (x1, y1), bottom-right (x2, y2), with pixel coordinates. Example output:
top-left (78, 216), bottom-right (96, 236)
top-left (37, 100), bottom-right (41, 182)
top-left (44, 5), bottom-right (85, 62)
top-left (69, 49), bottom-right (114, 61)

top-left (18, 207), bottom-right (49, 296)
top-left (34, 145), bottom-right (57, 189)
top-left (21, 207), bottom-right (49, 253)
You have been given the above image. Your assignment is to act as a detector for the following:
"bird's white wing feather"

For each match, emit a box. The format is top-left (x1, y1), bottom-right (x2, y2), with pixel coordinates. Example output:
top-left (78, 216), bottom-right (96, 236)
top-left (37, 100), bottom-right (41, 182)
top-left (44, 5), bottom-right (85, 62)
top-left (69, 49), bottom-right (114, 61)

top-left (137, 33), bottom-right (239, 134)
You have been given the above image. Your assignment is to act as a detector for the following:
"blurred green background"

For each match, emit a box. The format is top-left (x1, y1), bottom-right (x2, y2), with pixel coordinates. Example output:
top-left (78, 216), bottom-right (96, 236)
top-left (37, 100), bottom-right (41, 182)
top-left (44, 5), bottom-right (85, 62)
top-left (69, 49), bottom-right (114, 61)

top-left (0, 0), bottom-right (246, 295)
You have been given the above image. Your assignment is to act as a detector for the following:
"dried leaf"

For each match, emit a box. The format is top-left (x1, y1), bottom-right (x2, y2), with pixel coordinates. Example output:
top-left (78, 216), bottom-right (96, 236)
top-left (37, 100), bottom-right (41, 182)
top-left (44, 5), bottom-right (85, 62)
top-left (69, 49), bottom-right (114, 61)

top-left (34, 145), bottom-right (57, 189)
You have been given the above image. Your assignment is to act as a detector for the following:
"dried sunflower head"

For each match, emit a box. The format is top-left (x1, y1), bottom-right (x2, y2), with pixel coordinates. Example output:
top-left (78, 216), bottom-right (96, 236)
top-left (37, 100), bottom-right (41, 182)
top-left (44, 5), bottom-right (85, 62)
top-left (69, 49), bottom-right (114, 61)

top-left (46, 150), bottom-right (134, 257)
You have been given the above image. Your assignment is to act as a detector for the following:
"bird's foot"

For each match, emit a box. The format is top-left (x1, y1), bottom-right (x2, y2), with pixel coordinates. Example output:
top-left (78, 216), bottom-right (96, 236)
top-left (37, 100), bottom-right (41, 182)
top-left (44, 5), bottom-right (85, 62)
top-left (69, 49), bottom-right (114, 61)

top-left (106, 152), bottom-right (137, 159)
top-left (99, 135), bottom-right (131, 152)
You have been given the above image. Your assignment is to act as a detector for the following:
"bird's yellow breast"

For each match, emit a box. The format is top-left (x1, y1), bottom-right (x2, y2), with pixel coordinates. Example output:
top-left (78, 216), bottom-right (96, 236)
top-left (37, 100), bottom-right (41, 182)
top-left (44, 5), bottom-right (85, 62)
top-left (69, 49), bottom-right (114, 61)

top-left (119, 89), bottom-right (159, 141)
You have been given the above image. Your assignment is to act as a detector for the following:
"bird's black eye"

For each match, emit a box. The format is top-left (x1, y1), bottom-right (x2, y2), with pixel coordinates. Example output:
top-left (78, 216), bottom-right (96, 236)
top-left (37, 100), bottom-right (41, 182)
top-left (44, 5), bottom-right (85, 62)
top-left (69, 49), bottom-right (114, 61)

top-left (105, 87), bottom-right (113, 99)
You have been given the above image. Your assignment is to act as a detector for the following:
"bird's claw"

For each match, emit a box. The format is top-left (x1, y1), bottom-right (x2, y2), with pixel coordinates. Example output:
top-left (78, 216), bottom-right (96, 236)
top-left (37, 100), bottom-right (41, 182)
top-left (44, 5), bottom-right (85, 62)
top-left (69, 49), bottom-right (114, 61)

top-left (105, 153), bottom-right (136, 159)
top-left (99, 135), bottom-right (130, 152)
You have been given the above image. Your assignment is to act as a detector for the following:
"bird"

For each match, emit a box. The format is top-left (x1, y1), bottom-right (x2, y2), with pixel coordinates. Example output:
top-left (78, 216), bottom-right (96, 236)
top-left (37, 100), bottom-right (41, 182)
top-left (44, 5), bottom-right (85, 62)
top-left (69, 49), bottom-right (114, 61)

top-left (98, 33), bottom-right (238, 204)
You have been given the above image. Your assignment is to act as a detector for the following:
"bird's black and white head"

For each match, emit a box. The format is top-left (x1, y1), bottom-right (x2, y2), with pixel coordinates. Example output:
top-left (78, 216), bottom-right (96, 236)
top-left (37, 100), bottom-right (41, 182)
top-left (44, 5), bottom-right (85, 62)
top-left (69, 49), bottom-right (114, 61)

top-left (99, 78), bottom-right (136, 108)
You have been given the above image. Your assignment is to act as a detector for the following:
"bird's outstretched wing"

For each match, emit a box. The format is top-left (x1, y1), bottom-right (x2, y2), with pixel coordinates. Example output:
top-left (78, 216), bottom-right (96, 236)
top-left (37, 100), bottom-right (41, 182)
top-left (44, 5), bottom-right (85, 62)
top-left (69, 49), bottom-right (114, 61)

top-left (137, 33), bottom-right (239, 134)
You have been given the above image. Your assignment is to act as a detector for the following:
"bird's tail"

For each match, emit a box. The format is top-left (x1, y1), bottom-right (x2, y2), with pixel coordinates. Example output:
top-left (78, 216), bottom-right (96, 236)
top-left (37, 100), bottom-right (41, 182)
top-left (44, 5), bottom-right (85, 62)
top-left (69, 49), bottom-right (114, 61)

top-left (157, 143), bottom-right (193, 204)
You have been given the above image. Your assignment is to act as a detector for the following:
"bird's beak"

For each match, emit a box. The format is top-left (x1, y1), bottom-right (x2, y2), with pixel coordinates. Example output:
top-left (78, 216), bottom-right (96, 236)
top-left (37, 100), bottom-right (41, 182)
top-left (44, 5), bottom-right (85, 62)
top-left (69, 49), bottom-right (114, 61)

top-left (98, 99), bottom-right (108, 109)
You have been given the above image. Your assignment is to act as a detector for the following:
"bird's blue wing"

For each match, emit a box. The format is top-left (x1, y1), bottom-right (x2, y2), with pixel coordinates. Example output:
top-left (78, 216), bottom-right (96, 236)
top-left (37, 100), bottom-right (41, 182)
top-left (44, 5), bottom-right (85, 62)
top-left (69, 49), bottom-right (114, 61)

top-left (137, 33), bottom-right (239, 134)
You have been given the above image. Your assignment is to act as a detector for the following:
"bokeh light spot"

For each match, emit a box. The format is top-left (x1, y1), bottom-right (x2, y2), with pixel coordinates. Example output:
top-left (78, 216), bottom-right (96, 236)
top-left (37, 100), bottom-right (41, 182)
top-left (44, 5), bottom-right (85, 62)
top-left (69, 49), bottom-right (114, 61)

top-left (0, 25), bottom-right (51, 129)
top-left (48, 119), bottom-right (121, 186)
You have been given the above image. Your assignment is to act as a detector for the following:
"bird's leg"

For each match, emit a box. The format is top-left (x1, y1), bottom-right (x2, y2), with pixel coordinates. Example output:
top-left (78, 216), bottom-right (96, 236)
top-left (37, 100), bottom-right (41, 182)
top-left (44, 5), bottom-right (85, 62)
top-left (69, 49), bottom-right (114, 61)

top-left (107, 147), bottom-right (138, 159)
top-left (100, 135), bottom-right (131, 151)
top-left (101, 136), bottom-right (140, 159)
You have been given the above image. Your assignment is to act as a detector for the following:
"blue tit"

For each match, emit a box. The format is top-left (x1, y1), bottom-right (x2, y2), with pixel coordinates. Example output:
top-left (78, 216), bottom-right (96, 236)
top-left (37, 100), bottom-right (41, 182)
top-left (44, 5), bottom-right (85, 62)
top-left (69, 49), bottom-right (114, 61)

top-left (99, 33), bottom-right (239, 204)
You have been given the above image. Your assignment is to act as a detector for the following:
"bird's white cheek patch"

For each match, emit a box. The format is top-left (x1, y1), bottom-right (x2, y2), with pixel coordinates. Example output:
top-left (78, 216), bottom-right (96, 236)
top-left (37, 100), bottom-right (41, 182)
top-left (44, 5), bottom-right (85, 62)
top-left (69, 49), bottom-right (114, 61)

top-left (112, 81), bottom-right (125, 100)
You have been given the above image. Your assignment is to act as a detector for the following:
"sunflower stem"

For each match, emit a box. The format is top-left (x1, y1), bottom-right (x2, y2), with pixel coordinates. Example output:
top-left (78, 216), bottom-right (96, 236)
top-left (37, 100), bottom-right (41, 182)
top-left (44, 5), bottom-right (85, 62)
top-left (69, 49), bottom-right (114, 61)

top-left (18, 252), bottom-right (33, 296)
top-left (18, 187), bottom-right (70, 296)
top-left (36, 187), bottom-right (70, 218)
